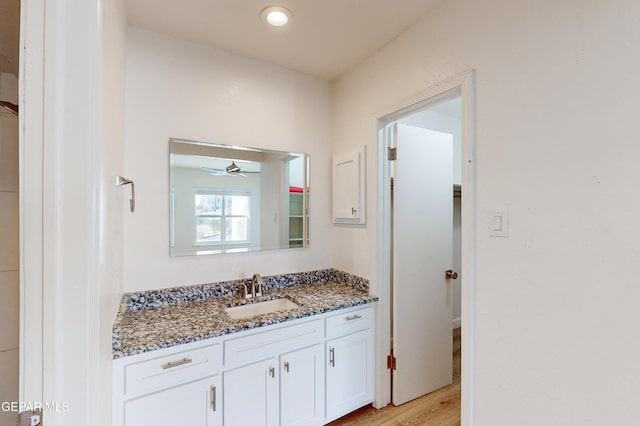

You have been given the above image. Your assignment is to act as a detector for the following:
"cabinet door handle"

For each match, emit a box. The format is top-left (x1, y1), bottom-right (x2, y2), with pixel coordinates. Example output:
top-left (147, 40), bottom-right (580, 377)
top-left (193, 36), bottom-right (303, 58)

top-left (269, 366), bottom-right (275, 378)
top-left (211, 386), bottom-right (217, 412)
top-left (345, 314), bottom-right (362, 321)
top-left (284, 361), bottom-right (290, 373)
top-left (329, 347), bottom-right (335, 367)
top-left (161, 357), bottom-right (192, 369)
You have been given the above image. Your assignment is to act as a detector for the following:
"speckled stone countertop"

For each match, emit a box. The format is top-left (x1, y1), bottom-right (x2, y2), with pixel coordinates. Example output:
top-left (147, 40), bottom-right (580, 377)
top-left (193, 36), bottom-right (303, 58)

top-left (113, 269), bottom-right (377, 359)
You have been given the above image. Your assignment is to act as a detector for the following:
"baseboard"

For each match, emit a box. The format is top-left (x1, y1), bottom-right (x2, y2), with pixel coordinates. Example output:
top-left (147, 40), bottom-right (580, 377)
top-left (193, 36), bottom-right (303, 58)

top-left (452, 316), bottom-right (461, 329)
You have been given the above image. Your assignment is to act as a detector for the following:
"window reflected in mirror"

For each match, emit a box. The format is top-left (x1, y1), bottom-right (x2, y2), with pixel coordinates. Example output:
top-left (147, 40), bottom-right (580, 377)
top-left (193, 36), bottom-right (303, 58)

top-left (169, 139), bottom-right (309, 256)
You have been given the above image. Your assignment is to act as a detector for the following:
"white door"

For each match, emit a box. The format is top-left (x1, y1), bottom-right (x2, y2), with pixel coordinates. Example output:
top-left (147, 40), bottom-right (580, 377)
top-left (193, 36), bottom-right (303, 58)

top-left (392, 123), bottom-right (454, 405)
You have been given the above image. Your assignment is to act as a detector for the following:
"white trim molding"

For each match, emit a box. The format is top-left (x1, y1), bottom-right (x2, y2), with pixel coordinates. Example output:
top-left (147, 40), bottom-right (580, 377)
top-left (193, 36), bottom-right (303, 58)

top-left (19, 0), bottom-right (45, 406)
top-left (21, 0), bottom-right (105, 424)
top-left (374, 70), bottom-right (476, 425)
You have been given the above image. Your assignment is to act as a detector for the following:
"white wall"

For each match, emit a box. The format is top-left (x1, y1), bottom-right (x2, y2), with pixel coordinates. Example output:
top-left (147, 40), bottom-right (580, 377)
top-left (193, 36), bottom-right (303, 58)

top-left (332, 0), bottom-right (640, 424)
top-left (98, 0), bottom-right (127, 424)
top-left (400, 108), bottom-right (462, 185)
top-left (260, 155), bottom-right (284, 249)
top-left (124, 28), bottom-right (333, 292)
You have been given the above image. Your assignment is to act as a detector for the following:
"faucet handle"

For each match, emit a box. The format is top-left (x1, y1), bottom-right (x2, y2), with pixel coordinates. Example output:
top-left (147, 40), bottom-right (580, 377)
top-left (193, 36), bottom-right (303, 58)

top-left (252, 274), bottom-right (263, 296)
top-left (240, 282), bottom-right (249, 299)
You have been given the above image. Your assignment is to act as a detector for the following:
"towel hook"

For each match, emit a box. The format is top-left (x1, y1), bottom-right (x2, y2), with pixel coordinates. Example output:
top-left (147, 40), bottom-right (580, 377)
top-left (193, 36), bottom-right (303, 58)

top-left (116, 175), bottom-right (135, 212)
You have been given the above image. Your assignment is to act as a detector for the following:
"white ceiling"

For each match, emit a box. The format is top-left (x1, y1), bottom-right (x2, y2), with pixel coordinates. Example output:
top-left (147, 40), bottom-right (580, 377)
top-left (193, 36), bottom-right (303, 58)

top-left (0, 0), bottom-right (20, 76)
top-left (126, 0), bottom-right (444, 80)
top-left (171, 154), bottom-right (261, 173)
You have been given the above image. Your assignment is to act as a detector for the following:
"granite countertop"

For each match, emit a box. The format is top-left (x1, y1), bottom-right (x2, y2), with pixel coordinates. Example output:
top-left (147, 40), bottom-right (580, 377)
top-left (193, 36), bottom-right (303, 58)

top-left (113, 270), bottom-right (377, 359)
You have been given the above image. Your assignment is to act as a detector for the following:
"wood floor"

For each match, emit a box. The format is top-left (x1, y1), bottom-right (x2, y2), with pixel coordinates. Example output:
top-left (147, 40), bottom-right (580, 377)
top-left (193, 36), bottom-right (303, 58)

top-left (328, 328), bottom-right (461, 426)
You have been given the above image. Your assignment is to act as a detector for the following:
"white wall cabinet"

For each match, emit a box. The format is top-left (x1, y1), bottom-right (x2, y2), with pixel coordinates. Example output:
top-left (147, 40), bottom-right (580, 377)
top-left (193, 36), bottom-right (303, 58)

top-left (113, 305), bottom-right (374, 426)
top-left (333, 146), bottom-right (366, 224)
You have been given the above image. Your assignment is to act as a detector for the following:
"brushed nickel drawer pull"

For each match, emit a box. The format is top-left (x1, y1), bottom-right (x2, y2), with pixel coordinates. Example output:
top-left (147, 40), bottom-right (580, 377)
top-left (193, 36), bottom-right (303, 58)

top-left (269, 366), bottom-right (275, 378)
top-left (161, 357), bottom-right (193, 369)
top-left (284, 361), bottom-right (290, 373)
top-left (211, 386), bottom-right (217, 411)
top-left (329, 347), bottom-right (335, 367)
top-left (345, 314), bottom-right (362, 321)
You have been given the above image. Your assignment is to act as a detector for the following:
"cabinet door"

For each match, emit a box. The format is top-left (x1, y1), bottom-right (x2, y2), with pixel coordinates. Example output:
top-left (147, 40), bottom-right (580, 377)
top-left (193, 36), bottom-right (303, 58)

top-left (223, 358), bottom-right (278, 426)
top-left (124, 375), bottom-right (220, 426)
top-left (325, 330), bottom-right (374, 422)
top-left (332, 146), bottom-right (365, 224)
top-left (280, 344), bottom-right (324, 426)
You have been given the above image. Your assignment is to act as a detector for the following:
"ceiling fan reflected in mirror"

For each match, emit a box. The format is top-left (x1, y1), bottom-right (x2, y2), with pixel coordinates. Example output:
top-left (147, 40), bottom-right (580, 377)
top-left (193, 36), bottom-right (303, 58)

top-left (201, 161), bottom-right (260, 177)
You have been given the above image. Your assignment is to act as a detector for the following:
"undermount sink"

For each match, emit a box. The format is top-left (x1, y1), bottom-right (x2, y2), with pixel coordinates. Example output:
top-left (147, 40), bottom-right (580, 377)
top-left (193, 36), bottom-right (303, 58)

top-left (225, 298), bottom-right (300, 320)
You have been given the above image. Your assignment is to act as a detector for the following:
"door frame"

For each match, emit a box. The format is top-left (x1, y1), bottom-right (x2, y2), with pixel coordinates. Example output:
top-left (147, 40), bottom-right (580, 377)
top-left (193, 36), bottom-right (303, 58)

top-left (20, 0), bottom-right (105, 423)
top-left (19, 0), bottom-right (45, 405)
top-left (374, 70), bottom-right (476, 424)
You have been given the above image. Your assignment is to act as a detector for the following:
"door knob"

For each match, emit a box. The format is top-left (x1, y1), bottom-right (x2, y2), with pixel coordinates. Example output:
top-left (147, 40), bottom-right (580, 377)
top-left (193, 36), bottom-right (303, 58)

top-left (445, 269), bottom-right (458, 280)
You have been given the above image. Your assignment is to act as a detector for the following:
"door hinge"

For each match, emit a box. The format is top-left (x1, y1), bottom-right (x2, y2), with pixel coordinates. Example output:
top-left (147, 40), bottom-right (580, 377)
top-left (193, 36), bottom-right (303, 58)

top-left (387, 354), bottom-right (396, 370)
top-left (387, 147), bottom-right (397, 161)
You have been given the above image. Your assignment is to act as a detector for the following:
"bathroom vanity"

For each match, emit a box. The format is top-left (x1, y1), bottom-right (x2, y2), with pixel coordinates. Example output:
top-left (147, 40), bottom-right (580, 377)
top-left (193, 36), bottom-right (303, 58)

top-left (112, 270), bottom-right (377, 426)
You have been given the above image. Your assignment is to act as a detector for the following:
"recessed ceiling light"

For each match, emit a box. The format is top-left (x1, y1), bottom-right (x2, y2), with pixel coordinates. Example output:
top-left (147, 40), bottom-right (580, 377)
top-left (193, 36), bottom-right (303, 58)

top-left (261, 6), bottom-right (292, 27)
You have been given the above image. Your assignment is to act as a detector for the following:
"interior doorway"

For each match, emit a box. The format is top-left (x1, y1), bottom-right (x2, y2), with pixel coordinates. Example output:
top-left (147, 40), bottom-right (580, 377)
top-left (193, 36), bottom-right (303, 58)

top-left (389, 103), bottom-right (460, 406)
top-left (375, 71), bottom-right (475, 422)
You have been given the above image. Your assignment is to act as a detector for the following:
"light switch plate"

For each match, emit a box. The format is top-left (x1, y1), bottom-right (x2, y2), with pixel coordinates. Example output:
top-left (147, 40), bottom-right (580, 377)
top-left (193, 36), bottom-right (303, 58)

top-left (489, 210), bottom-right (509, 237)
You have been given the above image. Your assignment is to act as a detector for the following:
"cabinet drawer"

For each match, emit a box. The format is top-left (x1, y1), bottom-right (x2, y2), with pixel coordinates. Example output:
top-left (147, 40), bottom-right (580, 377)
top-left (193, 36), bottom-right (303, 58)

top-left (224, 319), bottom-right (323, 367)
top-left (124, 343), bottom-right (222, 398)
top-left (325, 306), bottom-right (373, 339)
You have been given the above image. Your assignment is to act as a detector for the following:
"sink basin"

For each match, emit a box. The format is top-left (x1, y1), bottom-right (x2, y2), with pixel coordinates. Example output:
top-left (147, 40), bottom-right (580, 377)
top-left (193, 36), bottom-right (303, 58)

top-left (225, 298), bottom-right (300, 320)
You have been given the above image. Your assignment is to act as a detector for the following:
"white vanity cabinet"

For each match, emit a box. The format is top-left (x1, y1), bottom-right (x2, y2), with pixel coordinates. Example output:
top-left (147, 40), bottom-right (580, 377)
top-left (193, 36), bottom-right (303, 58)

top-left (223, 319), bottom-right (324, 426)
top-left (125, 375), bottom-right (220, 425)
top-left (223, 357), bottom-right (279, 426)
top-left (222, 344), bottom-right (324, 426)
top-left (113, 304), bottom-right (375, 426)
top-left (279, 344), bottom-right (324, 426)
top-left (112, 342), bottom-right (223, 426)
top-left (324, 307), bottom-right (375, 422)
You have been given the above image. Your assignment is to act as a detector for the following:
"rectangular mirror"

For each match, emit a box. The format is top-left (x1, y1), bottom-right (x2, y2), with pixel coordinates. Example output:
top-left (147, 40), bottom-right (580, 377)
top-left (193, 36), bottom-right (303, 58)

top-left (169, 138), bottom-right (309, 256)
